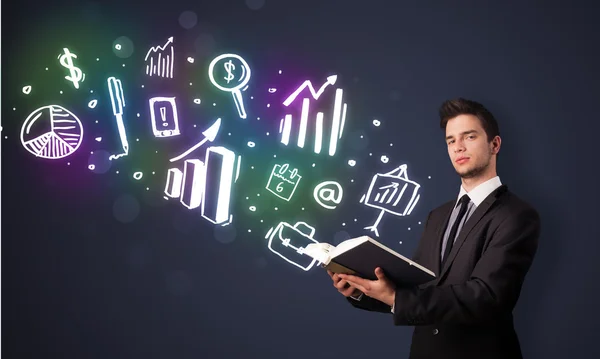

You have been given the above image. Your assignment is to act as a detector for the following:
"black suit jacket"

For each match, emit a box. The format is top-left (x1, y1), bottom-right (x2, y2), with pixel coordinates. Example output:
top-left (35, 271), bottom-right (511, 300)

top-left (347, 185), bottom-right (540, 359)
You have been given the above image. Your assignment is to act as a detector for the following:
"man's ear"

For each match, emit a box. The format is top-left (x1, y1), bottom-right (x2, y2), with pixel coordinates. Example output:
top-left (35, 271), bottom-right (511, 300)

top-left (491, 135), bottom-right (501, 154)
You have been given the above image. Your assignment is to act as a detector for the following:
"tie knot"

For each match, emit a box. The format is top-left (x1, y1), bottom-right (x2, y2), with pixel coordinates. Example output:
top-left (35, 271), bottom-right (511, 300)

top-left (458, 194), bottom-right (470, 207)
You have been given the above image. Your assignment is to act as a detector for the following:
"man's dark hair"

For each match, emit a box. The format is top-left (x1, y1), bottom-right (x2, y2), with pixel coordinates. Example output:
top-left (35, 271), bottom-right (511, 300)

top-left (439, 98), bottom-right (500, 142)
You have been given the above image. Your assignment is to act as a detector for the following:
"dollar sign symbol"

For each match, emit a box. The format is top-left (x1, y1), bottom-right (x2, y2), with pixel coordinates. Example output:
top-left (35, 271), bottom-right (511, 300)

top-left (223, 60), bottom-right (235, 83)
top-left (59, 48), bottom-right (84, 89)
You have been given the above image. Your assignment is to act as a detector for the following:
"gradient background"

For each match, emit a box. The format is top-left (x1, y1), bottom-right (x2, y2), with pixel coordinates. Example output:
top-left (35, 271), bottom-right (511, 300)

top-left (2, 0), bottom-right (598, 358)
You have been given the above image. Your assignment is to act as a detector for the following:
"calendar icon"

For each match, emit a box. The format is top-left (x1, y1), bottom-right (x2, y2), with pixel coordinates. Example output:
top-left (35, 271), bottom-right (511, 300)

top-left (265, 163), bottom-right (302, 201)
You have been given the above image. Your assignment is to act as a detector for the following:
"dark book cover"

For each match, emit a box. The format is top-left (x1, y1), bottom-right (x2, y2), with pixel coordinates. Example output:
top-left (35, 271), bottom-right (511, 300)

top-left (326, 239), bottom-right (435, 288)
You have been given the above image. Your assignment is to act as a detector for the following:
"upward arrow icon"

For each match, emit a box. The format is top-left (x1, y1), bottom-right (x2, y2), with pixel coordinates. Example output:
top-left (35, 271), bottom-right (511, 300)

top-left (283, 75), bottom-right (338, 106)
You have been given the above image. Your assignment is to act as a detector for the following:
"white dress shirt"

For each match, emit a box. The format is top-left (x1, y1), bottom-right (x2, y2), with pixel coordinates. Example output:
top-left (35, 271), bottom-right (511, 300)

top-left (440, 176), bottom-right (503, 260)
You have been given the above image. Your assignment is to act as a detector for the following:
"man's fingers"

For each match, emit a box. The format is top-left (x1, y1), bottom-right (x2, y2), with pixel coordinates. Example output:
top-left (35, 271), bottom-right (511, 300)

top-left (346, 280), bottom-right (367, 294)
top-left (339, 274), bottom-right (366, 287)
top-left (335, 279), bottom-right (349, 290)
top-left (341, 286), bottom-right (357, 297)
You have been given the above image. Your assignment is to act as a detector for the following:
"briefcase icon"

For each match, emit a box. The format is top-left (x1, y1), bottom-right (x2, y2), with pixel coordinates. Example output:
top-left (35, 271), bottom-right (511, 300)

top-left (266, 221), bottom-right (319, 271)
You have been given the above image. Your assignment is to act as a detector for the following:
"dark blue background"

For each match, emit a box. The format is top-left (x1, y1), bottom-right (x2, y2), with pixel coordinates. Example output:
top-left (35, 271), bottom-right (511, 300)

top-left (3, 0), bottom-right (598, 358)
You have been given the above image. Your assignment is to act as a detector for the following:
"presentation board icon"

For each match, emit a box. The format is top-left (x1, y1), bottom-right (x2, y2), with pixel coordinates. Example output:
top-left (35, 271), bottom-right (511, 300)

top-left (359, 164), bottom-right (421, 237)
top-left (265, 163), bottom-right (302, 201)
top-left (265, 221), bottom-right (320, 271)
top-left (279, 75), bottom-right (347, 156)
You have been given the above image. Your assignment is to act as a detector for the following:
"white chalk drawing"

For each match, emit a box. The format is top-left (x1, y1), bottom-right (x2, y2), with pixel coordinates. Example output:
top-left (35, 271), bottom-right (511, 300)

top-left (107, 77), bottom-right (129, 160)
top-left (181, 159), bottom-right (206, 209)
top-left (23, 86), bottom-right (32, 94)
top-left (169, 118), bottom-right (221, 162)
top-left (58, 48), bottom-right (85, 89)
top-left (201, 146), bottom-right (236, 225)
top-left (359, 164), bottom-right (421, 237)
top-left (164, 120), bottom-right (237, 226)
top-left (280, 75), bottom-right (347, 156)
top-left (164, 168), bottom-right (184, 198)
top-left (265, 163), bottom-right (302, 201)
top-left (164, 159), bottom-right (206, 210)
top-left (235, 155), bottom-right (241, 183)
top-left (313, 181), bottom-right (343, 210)
top-left (208, 54), bottom-right (251, 119)
top-left (265, 221), bottom-right (320, 271)
top-left (148, 97), bottom-right (181, 137)
top-left (145, 37), bottom-right (174, 78)
top-left (20, 105), bottom-right (83, 159)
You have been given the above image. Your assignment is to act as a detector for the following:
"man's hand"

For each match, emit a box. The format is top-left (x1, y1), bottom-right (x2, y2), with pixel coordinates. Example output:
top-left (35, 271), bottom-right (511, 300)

top-left (327, 270), bottom-right (362, 297)
top-left (339, 267), bottom-right (396, 306)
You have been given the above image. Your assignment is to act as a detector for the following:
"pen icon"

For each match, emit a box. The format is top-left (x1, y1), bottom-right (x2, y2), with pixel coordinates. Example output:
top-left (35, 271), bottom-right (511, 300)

top-left (107, 77), bottom-right (129, 160)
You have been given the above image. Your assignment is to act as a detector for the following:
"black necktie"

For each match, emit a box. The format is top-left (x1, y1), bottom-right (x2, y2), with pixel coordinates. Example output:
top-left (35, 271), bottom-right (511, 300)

top-left (442, 194), bottom-right (471, 265)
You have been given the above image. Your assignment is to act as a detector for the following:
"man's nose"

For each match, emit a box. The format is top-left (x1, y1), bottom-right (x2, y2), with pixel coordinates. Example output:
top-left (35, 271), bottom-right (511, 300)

top-left (453, 141), bottom-right (465, 152)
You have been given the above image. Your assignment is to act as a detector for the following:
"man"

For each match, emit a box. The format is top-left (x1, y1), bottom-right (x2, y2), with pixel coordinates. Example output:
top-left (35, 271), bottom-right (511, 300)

top-left (329, 98), bottom-right (540, 359)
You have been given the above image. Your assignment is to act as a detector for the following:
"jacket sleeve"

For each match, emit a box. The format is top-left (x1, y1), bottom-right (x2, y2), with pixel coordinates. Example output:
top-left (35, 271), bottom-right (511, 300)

top-left (346, 294), bottom-right (392, 313)
top-left (345, 211), bottom-right (434, 313)
top-left (392, 207), bottom-right (540, 326)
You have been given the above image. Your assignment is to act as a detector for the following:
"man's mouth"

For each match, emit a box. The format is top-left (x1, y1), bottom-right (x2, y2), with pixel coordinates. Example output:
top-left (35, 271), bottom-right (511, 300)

top-left (456, 157), bottom-right (469, 164)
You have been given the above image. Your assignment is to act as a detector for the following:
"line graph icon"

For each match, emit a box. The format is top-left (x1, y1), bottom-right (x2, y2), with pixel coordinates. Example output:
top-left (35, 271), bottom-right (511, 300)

top-left (279, 75), bottom-right (347, 156)
top-left (145, 37), bottom-right (174, 78)
top-left (20, 105), bottom-right (84, 159)
top-left (359, 164), bottom-right (421, 237)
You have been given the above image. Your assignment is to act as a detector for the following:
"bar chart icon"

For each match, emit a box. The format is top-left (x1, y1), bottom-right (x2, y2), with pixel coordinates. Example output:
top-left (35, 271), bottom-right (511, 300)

top-left (164, 145), bottom-right (239, 225)
top-left (201, 147), bottom-right (237, 225)
top-left (279, 75), bottom-right (348, 156)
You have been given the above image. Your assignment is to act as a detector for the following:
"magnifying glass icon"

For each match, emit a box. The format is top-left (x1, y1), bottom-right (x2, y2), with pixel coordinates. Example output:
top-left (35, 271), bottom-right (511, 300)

top-left (208, 54), bottom-right (251, 119)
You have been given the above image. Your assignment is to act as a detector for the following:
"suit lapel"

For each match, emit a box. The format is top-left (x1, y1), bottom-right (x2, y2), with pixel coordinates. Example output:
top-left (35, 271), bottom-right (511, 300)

top-left (432, 202), bottom-right (455, 275)
top-left (437, 185), bottom-right (508, 281)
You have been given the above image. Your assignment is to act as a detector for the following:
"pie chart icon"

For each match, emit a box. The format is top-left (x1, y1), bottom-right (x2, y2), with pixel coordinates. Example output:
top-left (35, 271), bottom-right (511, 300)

top-left (20, 105), bottom-right (84, 159)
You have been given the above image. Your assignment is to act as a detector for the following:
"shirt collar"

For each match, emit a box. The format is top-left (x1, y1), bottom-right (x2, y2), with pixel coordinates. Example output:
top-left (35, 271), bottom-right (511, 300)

top-left (457, 176), bottom-right (502, 207)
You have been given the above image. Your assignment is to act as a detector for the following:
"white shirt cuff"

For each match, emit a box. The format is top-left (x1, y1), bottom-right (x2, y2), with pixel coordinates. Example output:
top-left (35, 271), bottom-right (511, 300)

top-left (349, 293), bottom-right (363, 301)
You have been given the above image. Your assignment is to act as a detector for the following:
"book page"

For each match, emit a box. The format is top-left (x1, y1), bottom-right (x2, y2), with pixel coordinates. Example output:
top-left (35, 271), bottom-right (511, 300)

top-left (302, 242), bottom-right (335, 264)
top-left (331, 236), bottom-right (369, 258)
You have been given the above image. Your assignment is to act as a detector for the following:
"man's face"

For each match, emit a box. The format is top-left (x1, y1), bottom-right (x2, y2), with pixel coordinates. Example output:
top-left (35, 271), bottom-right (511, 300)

top-left (445, 114), bottom-right (496, 179)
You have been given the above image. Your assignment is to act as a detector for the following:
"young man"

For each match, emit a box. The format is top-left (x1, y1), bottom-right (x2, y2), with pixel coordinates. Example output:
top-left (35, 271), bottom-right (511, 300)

top-left (329, 98), bottom-right (540, 359)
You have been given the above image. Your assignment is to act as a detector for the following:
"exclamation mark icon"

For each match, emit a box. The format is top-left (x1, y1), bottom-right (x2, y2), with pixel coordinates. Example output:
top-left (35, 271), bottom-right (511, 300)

top-left (160, 106), bottom-right (168, 127)
top-left (148, 97), bottom-right (181, 138)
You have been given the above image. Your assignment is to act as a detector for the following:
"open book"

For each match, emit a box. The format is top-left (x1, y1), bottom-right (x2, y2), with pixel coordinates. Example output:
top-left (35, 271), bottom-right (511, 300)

top-left (303, 236), bottom-right (435, 287)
